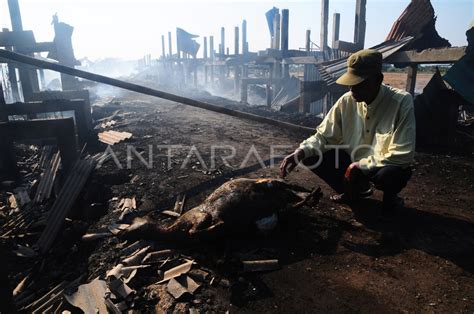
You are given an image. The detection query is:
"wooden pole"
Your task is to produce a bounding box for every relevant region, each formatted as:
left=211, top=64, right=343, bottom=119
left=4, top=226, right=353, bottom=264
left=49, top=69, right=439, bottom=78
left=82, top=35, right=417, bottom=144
left=234, top=26, right=240, bottom=93
left=332, top=13, right=340, bottom=49
left=241, top=20, right=248, bottom=87
left=320, top=0, right=329, bottom=54
left=161, top=35, right=166, bottom=59
left=210, top=36, right=214, bottom=86
left=7, top=0, right=23, bottom=31
left=0, top=49, right=314, bottom=134
left=220, top=27, right=225, bottom=84
left=234, top=26, right=239, bottom=55
left=281, top=9, right=289, bottom=78
left=2, top=28, right=20, bottom=102
left=242, top=20, right=248, bottom=54
left=354, top=0, right=366, bottom=48
left=272, top=12, right=281, bottom=99
left=241, top=79, right=248, bottom=103
left=406, top=65, right=417, bottom=96
left=304, top=29, right=311, bottom=80
left=8, top=0, right=37, bottom=100
left=220, top=27, right=225, bottom=55
left=272, top=12, right=281, bottom=50
left=204, top=36, right=208, bottom=85
left=168, top=31, right=172, bottom=58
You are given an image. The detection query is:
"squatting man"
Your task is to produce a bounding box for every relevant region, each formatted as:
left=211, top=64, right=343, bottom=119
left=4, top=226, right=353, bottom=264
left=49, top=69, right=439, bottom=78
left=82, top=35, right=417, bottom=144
left=280, top=49, right=416, bottom=212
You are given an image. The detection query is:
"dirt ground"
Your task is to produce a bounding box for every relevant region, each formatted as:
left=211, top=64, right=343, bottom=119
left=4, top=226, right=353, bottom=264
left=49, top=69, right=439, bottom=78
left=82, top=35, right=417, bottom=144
left=2, top=84, right=473, bottom=312
left=82, top=91, right=473, bottom=313
left=384, top=72, right=435, bottom=94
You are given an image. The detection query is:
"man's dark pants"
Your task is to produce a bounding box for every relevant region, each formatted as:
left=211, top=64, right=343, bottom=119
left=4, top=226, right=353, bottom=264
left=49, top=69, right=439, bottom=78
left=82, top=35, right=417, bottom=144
left=302, top=150, right=412, bottom=202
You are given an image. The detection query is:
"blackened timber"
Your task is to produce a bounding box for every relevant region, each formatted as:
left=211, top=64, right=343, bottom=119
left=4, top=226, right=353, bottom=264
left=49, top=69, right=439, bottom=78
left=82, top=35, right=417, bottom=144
left=332, top=13, right=340, bottom=48
left=5, top=99, right=90, bottom=142
left=161, top=35, right=166, bottom=59
left=0, top=118, right=78, bottom=170
left=406, top=65, right=417, bottom=96
left=354, top=0, right=366, bottom=47
left=168, top=32, right=172, bottom=58
left=0, top=49, right=314, bottom=134
left=320, top=0, right=329, bottom=53
left=281, top=9, right=289, bottom=78
left=334, top=40, right=362, bottom=53
left=385, top=47, right=466, bottom=64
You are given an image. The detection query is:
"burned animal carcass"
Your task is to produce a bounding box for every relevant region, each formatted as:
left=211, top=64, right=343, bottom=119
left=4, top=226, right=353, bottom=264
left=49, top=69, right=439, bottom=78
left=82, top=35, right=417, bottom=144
left=120, top=178, right=321, bottom=241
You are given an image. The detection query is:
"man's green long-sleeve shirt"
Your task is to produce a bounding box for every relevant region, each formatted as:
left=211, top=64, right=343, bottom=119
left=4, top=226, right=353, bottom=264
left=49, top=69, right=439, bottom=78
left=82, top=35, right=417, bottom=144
left=299, top=84, right=416, bottom=172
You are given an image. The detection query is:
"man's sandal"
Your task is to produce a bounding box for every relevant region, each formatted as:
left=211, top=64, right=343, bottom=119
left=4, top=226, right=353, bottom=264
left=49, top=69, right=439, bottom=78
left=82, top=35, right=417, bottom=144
left=330, top=188, right=373, bottom=204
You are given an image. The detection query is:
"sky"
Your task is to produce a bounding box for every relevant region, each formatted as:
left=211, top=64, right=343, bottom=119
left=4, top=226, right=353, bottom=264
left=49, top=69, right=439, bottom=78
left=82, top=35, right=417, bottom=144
left=0, top=0, right=472, bottom=60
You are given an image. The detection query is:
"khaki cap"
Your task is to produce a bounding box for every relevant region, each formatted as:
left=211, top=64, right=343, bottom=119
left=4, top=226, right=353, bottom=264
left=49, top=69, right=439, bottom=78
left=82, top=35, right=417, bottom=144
left=336, top=49, right=383, bottom=86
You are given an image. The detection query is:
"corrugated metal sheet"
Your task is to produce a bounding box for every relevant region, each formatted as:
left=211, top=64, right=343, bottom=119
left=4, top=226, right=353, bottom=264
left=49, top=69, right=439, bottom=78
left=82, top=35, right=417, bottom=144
left=36, top=157, right=95, bottom=254
left=386, top=0, right=450, bottom=50
left=317, top=37, right=414, bottom=87
left=33, top=151, right=61, bottom=204
left=98, top=130, right=132, bottom=145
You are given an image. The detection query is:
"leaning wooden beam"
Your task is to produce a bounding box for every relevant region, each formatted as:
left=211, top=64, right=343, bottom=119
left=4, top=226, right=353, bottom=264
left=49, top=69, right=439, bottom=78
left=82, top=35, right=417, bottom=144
left=385, top=47, right=466, bottom=64
left=0, top=49, right=314, bottom=134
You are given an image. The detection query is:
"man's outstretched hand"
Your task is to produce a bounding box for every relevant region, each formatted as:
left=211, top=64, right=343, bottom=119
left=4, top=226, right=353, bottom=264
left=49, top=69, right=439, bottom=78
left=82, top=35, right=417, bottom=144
left=280, top=148, right=305, bottom=178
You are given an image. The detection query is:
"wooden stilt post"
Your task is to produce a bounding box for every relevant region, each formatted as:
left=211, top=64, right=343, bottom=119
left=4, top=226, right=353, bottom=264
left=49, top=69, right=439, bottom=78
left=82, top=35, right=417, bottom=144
left=242, top=20, right=248, bottom=54
left=226, top=48, right=230, bottom=78
left=354, top=0, right=367, bottom=48
left=281, top=9, right=289, bottom=78
left=204, top=36, right=208, bottom=85
left=210, top=36, right=214, bottom=87
left=271, top=11, right=281, bottom=103
left=241, top=79, right=248, bottom=103
left=241, top=20, right=248, bottom=94
left=332, top=13, right=340, bottom=48
left=220, top=27, right=225, bottom=86
left=304, top=29, right=311, bottom=81
left=267, top=66, right=274, bottom=107
left=234, top=26, right=240, bottom=93
left=320, top=0, right=329, bottom=57
left=168, top=31, right=173, bottom=58
left=8, top=0, right=38, bottom=100
left=161, top=35, right=166, bottom=59
left=1, top=28, right=20, bottom=102
left=193, top=61, right=198, bottom=88
left=406, top=65, right=418, bottom=96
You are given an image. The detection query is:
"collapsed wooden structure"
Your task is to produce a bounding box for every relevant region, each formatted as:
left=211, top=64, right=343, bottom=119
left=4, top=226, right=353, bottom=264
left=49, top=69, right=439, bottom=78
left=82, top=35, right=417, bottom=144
left=0, top=0, right=93, bottom=178
left=152, top=0, right=468, bottom=117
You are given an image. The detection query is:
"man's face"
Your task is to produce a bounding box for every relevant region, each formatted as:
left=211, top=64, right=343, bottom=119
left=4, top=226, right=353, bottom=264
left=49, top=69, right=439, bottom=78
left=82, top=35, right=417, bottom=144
left=349, top=75, right=380, bottom=103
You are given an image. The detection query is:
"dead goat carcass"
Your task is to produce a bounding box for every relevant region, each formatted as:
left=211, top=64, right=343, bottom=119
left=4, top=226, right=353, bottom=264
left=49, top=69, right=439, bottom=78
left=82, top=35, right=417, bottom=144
left=120, top=178, right=321, bottom=241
